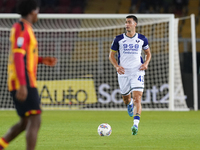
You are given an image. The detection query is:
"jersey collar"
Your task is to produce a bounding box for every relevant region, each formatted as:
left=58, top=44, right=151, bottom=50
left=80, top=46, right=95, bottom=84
left=20, top=18, right=32, bottom=27
left=124, top=33, right=137, bottom=39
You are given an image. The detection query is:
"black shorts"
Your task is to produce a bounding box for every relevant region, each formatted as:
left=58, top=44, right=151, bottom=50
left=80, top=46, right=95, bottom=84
left=11, top=87, right=42, bottom=117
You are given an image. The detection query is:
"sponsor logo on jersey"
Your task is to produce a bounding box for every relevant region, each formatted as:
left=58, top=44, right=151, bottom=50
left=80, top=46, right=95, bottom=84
left=17, top=37, right=24, bottom=48
left=123, top=44, right=139, bottom=54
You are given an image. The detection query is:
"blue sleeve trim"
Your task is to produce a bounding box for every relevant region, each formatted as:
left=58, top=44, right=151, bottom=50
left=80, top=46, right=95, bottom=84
left=138, top=33, right=149, bottom=48
left=111, top=34, right=124, bottom=50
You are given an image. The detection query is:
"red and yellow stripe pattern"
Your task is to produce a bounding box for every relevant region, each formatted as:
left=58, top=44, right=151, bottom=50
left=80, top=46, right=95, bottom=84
left=25, top=110, right=42, bottom=117
left=0, top=138, right=9, bottom=149
left=8, top=19, right=38, bottom=91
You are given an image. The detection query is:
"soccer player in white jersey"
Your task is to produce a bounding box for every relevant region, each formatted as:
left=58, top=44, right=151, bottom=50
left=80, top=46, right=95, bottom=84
left=109, top=15, right=151, bottom=135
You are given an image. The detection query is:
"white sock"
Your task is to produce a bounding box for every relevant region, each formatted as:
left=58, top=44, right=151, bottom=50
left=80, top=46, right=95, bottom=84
left=129, top=98, right=133, bottom=105
left=133, top=119, right=140, bottom=127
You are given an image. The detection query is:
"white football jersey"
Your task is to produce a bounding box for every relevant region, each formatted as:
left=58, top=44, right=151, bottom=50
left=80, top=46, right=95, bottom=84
left=111, top=33, right=149, bottom=76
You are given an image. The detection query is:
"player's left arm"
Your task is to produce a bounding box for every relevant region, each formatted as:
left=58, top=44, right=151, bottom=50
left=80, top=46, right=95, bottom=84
left=38, top=57, right=57, bottom=67
left=139, top=48, right=151, bottom=70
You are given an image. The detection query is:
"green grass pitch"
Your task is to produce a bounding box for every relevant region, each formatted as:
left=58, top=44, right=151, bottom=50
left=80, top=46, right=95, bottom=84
left=0, top=110, right=200, bottom=150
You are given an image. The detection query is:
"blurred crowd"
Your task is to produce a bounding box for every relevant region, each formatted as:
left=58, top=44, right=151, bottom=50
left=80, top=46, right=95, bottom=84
left=0, top=0, right=190, bottom=15
left=131, top=0, right=189, bottom=16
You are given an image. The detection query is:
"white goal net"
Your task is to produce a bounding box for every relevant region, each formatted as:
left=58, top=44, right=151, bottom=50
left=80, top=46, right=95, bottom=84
left=0, top=14, right=189, bottom=111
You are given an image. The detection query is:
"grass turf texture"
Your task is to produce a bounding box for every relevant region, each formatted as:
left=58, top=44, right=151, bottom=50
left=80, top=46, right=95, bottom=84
left=0, top=111, right=200, bottom=150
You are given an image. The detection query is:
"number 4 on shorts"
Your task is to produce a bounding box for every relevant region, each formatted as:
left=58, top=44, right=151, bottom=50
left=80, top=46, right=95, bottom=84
left=138, top=75, right=143, bottom=82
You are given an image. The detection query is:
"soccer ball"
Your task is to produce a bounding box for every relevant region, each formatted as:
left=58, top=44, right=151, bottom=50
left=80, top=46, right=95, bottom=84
left=97, top=123, right=112, bottom=136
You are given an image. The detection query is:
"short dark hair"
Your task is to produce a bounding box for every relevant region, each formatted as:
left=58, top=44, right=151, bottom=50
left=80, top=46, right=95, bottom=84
left=17, top=0, right=38, bottom=17
left=126, top=15, right=138, bottom=24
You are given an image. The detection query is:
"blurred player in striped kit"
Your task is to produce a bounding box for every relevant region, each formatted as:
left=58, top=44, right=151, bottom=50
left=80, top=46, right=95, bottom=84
left=0, top=0, right=57, bottom=149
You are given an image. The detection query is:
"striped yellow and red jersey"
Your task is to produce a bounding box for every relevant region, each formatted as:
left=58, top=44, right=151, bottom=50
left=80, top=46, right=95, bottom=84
left=7, top=19, right=39, bottom=91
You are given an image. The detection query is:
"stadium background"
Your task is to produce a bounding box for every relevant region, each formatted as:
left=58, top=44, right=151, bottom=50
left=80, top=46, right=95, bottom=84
left=0, top=0, right=200, bottom=150
left=0, top=0, right=199, bottom=109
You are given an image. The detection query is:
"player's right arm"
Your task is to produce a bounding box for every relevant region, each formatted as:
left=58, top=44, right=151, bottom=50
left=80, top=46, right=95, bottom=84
left=109, top=36, right=125, bottom=75
left=11, top=23, right=29, bottom=101
left=109, top=50, right=125, bottom=75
